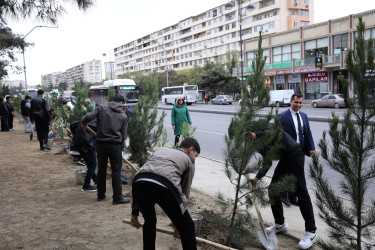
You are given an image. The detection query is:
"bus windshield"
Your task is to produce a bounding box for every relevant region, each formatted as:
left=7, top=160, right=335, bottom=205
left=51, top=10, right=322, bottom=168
left=28, top=90, right=38, bottom=98
left=117, top=86, right=140, bottom=103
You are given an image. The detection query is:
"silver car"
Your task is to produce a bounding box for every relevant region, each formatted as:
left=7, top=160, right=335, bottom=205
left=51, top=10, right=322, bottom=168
left=211, top=95, right=234, bottom=105
left=311, top=94, right=345, bottom=109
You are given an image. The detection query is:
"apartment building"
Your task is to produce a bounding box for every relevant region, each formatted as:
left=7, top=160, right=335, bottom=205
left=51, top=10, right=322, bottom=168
left=114, top=0, right=314, bottom=77
left=242, top=9, right=375, bottom=99
left=104, top=61, right=115, bottom=80
left=43, top=59, right=102, bottom=88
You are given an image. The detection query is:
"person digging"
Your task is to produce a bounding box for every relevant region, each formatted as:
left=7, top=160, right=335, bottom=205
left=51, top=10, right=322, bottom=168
left=244, top=125, right=318, bottom=250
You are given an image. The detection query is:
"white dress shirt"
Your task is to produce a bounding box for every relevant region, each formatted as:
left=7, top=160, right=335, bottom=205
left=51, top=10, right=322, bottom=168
left=289, top=108, right=304, bottom=144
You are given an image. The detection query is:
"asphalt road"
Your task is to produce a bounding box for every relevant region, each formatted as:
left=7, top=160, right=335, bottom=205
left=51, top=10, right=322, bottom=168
left=157, top=102, right=374, bottom=200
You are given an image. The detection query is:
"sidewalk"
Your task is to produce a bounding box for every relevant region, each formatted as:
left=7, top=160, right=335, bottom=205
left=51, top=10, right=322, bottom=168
left=193, top=156, right=329, bottom=241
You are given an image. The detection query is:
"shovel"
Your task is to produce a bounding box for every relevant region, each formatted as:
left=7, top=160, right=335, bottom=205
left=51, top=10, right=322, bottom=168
left=246, top=176, right=278, bottom=250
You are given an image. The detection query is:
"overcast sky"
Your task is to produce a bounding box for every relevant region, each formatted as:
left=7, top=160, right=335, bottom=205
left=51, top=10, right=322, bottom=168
left=5, top=0, right=374, bottom=86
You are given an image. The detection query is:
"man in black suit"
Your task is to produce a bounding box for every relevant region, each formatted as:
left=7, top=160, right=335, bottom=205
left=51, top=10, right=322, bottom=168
left=30, top=89, right=51, bottom=150
left=279, top=92, right=315, bottom=206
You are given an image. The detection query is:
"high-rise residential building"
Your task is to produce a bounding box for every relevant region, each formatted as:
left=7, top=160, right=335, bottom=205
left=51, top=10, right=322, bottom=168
left=114, top=0, right=314, bottom=77
left=104, top=61, right=115, bottom=80
left=41, top=60, right=102, bottom=88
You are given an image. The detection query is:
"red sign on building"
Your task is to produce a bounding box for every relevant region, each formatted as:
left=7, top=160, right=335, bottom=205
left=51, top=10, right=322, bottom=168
left=304, top=72, right=328, bottom=82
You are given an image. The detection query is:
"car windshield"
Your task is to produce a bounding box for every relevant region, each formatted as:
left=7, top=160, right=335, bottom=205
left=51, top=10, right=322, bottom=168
left=225, top=95, right=232, bottom=98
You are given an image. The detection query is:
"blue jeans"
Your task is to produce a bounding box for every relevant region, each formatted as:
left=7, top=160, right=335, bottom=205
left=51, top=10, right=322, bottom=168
left=79, top=149, right=97, bottom=188
left=23, top=116, right=31, bottom=132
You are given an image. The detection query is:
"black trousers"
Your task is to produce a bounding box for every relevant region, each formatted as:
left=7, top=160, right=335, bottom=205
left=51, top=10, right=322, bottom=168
left=269, top=151, right=317, bottom=232
left=0, top=116, right=9, bottom=131
left=34, top=115, right=49, bottom=148
left=7, top=114, right=13, bottom=129
left=133, top=181, right=197, bottom=250
left=96, top=143, right=123, bottom=201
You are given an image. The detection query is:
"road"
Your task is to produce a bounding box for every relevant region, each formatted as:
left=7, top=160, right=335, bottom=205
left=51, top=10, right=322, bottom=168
left=157, top=102, right=374, bottom=199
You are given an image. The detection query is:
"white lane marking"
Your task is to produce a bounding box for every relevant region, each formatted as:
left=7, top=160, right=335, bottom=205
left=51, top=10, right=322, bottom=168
left=164, top=124, right=225, bottom=136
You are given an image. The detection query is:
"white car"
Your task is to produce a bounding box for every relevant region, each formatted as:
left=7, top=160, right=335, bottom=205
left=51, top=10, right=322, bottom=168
left=211, top=95, right=233, bottom=105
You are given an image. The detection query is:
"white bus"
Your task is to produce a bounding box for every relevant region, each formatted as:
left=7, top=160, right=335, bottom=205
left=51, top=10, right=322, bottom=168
left=89, top=85, right=109, bottom=106
left=162, top=85, right=199, bottom=105
left=103, top=79, right=140, bottom=104
left=27, top=88, right=38, bottom=98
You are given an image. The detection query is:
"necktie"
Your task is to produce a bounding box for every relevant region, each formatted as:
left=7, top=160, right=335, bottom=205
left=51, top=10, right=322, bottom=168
left=296, top=112, right=304, bottom=148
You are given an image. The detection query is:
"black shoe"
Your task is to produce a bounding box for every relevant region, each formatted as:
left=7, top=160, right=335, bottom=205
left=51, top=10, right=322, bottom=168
left=113, top=198, right=130, bottom=205
left=290, top=198, right=299, bottom=206
left=81, top=186, right=97, bottom=192
left=97, top=194, right=106, bottom=201
left=43, top=144, right=51, bottom=150
left=40, top=146, right=45, bottom=151
left=30, top=133, right=33, bottom=141
left=281, top=194, right=291, bottom=207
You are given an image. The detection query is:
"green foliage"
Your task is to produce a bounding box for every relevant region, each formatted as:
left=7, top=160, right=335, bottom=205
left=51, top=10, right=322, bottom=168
left=68, top=80, right=90, bottom=122
left=107, top=86, right=115, bottom=102
left=12, top=94, right=22, bottom=113
left=309, top=16, right=375, bottom=250
left=172, top=122, right=197, bottom=148
left=219, top=32, right=293, bottom=247
left=127, top=73, right=167, bottom=167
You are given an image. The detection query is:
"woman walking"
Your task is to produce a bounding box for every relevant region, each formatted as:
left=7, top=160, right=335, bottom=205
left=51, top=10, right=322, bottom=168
left=171, top=97, right=192, bottom=146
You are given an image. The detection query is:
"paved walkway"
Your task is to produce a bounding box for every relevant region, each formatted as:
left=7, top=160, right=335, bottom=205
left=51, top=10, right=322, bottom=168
left=193, top=156, right=329, bottom=241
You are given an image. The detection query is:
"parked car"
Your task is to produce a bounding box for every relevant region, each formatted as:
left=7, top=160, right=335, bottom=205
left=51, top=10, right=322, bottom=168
left=311, top=94, right=345, bottom=109
left=211, top=95, right=233, bottom=105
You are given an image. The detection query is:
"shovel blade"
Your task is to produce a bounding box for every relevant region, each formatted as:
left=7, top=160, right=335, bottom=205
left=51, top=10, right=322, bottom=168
left=257, top=223, right=278, bottom=250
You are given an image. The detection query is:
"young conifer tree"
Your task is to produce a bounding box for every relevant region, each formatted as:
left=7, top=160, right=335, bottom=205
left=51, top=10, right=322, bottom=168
left=218, top=32, right=293, bottom=247
left=309, top=16, right=375, bottom=250
left=127, top=74, right=166, bottom=167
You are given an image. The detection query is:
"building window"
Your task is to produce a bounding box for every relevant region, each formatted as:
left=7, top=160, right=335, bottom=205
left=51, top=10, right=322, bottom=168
left=301, top=10, right=309, bottom=16
left=294, top=21, right=298, bottom=27
left=289, top=11, right=295, bottom=15
left=333, top=33, right=349, bottom=54
left=272, top=42, right=300, bottom=63
left=304, top=37, right=328, bottom=59
left=302, top=21, right=309, bottom=26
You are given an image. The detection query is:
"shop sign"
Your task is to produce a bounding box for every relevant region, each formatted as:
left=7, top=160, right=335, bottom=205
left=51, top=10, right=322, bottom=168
left=274, top=75, right=285, bottom=84
left=288, top=74, right=301, bottom=83
left=265, top=71, right=276, bottom=76
left=304, top=72, right=328, bottom=82
left=365, top=69, right=375, bottom=77
left=276, top=67, right=321, bottom=75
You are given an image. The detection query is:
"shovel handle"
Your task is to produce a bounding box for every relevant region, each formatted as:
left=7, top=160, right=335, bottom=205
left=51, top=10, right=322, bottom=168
left=245, top=176, right=264, bottom=222
left=123, top=219, right=237, bottom=250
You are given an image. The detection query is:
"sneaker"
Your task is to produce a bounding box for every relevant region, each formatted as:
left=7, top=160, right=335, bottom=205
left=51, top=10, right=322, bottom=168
left=30, top=133, right=33, bottom=141
left=298, top=231, right=317, bottom=249
left=266, top=222, right=289, bottom=234
left=81, top=186, right=97, bottom=192
left=97, top=194, right=106, bottom=201
left=77, top=159, right=86, bottom=166
left=43, top=144, right=51, bottom=150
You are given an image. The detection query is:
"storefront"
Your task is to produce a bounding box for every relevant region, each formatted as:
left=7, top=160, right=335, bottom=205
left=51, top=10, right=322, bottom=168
left=287, top=74, right=301, bottom=93
left=332, top=70, right=348, bottom=94
left=304, top=72, right=329, bottom=99
left=273, top=75, right=285, bottom=90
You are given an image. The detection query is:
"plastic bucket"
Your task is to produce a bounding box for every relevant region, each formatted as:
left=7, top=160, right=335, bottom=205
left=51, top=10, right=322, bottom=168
left=74, top=169, right=87, bottom=185
left=48, top=138, right=54, bottom=148
left=190, top=214, right=203, bottom=236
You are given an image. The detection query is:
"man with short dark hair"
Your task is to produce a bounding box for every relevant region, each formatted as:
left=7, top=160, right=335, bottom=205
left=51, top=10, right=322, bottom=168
left=81, top=94, right=129, bottom=204
left=21, top=96, right=32, bottom=133
left=30, top=89, right=51, bottom=150
left=5, top=96, right=14, bottom=131
left=130, top=137, right=200, bottom=250
left=0, top=97, right=9, bottom=132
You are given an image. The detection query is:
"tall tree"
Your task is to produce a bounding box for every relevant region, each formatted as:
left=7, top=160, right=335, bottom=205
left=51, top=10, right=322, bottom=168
left=217, top=32, right=290, bottom=248
left=309, top=16, right=375, bottom=250
left=0, top=0, right=94, bottom=80
left=127, top=73, right=166, bottom=167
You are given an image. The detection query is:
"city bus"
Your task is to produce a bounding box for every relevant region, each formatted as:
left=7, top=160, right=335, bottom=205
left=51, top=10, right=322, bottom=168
left=103, top=79, right=140, bottom=104
left=89, top=85, right=109, bottom=106
left=161, top=85, right=199, bottom=105
left=27, top=89, right=38, bottom=98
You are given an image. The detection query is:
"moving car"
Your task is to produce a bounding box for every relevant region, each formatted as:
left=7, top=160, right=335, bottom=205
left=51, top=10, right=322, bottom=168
left=311, top=94, right=345, bottom=109
left=211, top=95, right=233, bottom=105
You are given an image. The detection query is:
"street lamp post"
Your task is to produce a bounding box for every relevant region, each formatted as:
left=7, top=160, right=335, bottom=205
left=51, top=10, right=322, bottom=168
left=225, top=1, right=255, bottom=87
left=22, top=25, right=58, bottom=92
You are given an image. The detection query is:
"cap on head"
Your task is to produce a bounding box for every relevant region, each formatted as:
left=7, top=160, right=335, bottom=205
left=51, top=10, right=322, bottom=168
left=113, top=94, right=125, bottom=103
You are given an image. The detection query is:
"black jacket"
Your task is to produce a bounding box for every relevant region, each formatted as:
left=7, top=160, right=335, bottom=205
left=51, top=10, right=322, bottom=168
left=0, top=101, right=9, bottom=116
left=6, top=101, right=14, bottom=114
left=72, top=119, right=97, bottom=152
left=30, top=95, right=50, bottom=122
left=21, top=100, right=31, bottom=116
left=82, top=102, right=127, bottom=144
